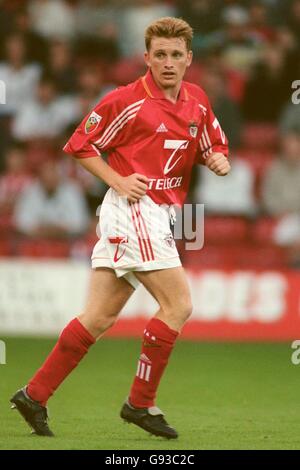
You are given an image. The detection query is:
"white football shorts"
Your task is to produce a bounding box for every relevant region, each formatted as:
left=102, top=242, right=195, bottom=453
left=91, top=188, right=181, bottom=289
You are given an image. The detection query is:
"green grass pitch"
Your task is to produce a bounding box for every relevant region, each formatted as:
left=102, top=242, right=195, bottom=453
left=0, top=337, right=299, bottom=450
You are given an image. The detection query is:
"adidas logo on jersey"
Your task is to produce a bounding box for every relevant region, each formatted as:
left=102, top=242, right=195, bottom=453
left=156, top=123, right=168, bottom=133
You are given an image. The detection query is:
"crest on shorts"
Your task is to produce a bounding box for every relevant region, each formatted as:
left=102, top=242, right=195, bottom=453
left=164, top=233, right=175, bottom=248
left=189, top=121, right=198, bottom=138
left=108, top=236, right=128, bottom=263
left=85, top=111, right=102, bottom=134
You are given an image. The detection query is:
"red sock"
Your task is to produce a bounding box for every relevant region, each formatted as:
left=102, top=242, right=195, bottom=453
left=129, top=318, right=178, bottom=408
left=27, top=318, right=95, bottom=406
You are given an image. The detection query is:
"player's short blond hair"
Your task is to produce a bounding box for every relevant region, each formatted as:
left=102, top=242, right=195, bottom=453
left=145, top=17, right=193, bottom=51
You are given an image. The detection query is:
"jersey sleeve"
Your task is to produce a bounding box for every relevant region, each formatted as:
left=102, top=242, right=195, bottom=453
left=63, top=89, right=143, bottom=159
left=196, top=94, right=229, bottom=166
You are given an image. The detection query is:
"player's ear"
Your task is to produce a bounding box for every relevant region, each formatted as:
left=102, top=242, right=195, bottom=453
left=144, top=50, right=150, bottom=68
left=186, top=50, right=193, bottom=67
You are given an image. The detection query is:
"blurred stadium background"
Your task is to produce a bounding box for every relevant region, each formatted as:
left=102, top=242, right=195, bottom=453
left=1, top=0, right=300, bottom=451
left=1, top=0, right=300, bottom=340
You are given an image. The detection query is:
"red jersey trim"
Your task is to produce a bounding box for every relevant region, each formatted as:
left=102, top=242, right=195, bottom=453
left=142, top=76, right=154, bottom=98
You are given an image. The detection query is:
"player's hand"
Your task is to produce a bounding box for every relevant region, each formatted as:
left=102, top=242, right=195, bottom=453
left=206, top=152, right=231, bottom=176
left=114, top=173, right=149, bottom=203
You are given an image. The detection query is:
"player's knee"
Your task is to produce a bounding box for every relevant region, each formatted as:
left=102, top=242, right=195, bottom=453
left=178, top=299, right=193, bottom=322
left=163, top=297, right=193, bottom=324
left=79, top=311, right=117, bottom=336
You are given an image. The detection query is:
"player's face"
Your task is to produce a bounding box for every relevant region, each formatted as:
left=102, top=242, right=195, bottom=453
left=144, top=37, right=192, bottom=89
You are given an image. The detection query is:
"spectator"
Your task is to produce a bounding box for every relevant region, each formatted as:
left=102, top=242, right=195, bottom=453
left=0, top=142, right=32, bottom=230
left=280, top=102, right=300, bottom=134
left=0, top=1, right=14, bottom=46
left=12, top=7, right=49, bottom=65
left=200, top=65, right=242, bottom=149
left=248, top=0, right=277, bottom=42
left=242, top=44, right=292, bottom=123
left=76, top=66, right=114, bottom=114
left=46, top=40, right=77, bottom=94
left=175, top=0, right=221, bottom=49
left=14, top=159, right=89, bottom=238
left=195, top=158, right=257, bottom=216
left=28, top=0, right=77, bottom=40
left=204, top=5, right=262, bottom=74
left=262, top=132, right=300, bottom=215
left=12, top=75, right=79, bottom=141
left=73, top=0, right=121, bottom=66
left=118, top=0, right=175, bottom=57
left=76, top=0, right=118, bottom=40
left=273, top=212, right=300, bottom=268
left=269, top=103, right=300, bottom=268
left=0, top=32, right=41, bottom=116
left=287, top=0, right=300, bottom=47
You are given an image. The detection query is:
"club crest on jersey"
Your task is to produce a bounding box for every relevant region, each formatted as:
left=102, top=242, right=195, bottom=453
left=189, top=122, right=198, bottom=138
left=85, top=111, right=102, bottom=134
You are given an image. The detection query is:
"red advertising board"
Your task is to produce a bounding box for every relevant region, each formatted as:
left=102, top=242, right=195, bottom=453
left=108, top=270, right=300, bottom=341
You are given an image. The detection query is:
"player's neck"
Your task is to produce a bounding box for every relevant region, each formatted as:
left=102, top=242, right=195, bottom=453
left=153, top=79, right=182, bottom=104
left=162, top=85, right=181, bottom=104
left=150, top=70, right=182, bottom=104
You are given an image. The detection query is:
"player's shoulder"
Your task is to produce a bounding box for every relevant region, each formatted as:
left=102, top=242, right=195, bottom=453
left=183, top=81, right=210, bottom=105
left=93, top=77, right=146, bottom=112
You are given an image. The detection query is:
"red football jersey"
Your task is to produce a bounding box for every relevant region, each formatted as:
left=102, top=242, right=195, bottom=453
left=64, top=69, right=229, bottom=206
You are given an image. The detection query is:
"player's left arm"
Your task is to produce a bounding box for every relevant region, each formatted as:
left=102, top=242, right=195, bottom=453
left=205, top=151, right=230, bottom=176
left=197, top=95, right=231, bottom=176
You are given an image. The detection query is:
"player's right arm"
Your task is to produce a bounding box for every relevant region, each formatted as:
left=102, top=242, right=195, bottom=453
left=77, top=156, right=149, bottom=204
left=63, top=90, right=148, bottom=203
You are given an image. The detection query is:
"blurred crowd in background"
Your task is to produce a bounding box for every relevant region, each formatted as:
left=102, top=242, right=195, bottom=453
left=0, top=0, right=300, bottom=269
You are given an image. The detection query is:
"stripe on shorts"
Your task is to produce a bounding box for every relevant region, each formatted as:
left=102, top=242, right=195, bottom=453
left=136, top=201, right=155, bottom=261
left=130, top=204, right=146, bottom=262
left=132, top=202, right=154, bottom=261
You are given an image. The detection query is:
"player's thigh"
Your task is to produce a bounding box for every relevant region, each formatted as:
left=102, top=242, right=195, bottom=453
left=134, top=267, right=193, bottom=319
left=79, top=267, right=134, bottom=334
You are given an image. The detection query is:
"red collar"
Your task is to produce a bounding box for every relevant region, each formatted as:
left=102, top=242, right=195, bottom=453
left=142, top=69, right=188, bottom=102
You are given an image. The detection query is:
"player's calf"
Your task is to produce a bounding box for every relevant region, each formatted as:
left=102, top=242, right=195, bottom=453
left=78, top=311, right=118, bottom=338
